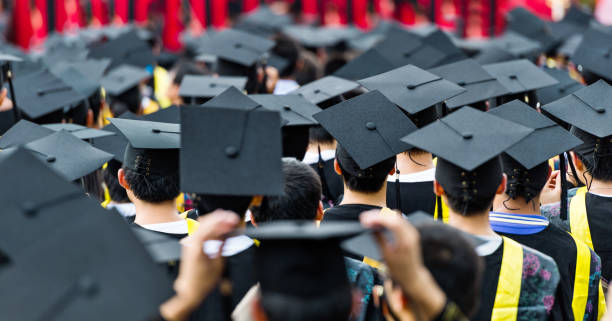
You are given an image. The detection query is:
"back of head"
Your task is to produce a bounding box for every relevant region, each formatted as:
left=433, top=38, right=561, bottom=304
left=172, top=61, right=207, bottom=85
left=309, top=125, right=334, bottom=145
left=261, top=286, right=351, bottom=321
left=418, top=223, right=483, bottom=318
left=122, top=147, right=180, bottom=203
left=501, top=154, right=549, bottom=203
left=252, top=159, right=322, bottom=223
left=193, top=194, right=253, bottom=219
left=272, top=35, right=300, bottom=78
left=572, top=127, right=612, bottom=182
left=336, top=144, right=396, bottom=194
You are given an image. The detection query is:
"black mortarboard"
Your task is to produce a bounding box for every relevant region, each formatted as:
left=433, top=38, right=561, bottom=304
left=50, top=66, right=100, bottom=101
left=201, top=86, right=260, bottom=110
left=108, top=118, right=180, bottom=176
left=178, top=75, right=247, bottom=104
left=18, top=130, right=113, bottom=181
left=572, top=27, right=612, bottom=82
left=43, top=123, right=115, bottom=140
left=197, top=29, right=274, bottom=73
left=420, top=29, right=467, bottom=65
left=11, top=70, right=84, bottom=119
left=101, top=64, right=150, bottom=96
left=142, top=106, right=180, bottom=124
left=373, top=29, right=448, bottom=69
left=313, top=90, right=418, bottom=171
left=557, top=34, right=582, bottom=58
left=246, top=220, right=365, bottom=297
left=0, top=119, right=54, bottom=149
left=429, top=59, right=510, bottom=109
left=87, top=30, right=155, bottom=69
left=282, top=26, right=362, bottom=49
left=91, top=124, right=127, bottom=162
left=489, top=100, right=583, bottom=169
left=333, top=49, right=396, bottom=80
left=0, top=110, right=16, bottom=136
left=489, top=32, right=542, bottom=60
left=542, top=80, right=612, bottom=138
left=289, top=76, right=360, bottom=106
left=52, top=59, right=111, bottom=82
left=180, top=105, right=283, bottom=196
left=549, top=5, right=592, bottom=42
left=234, top=6, right=292, bottom=37
left=402, top=106, right=533, bottom=171
left=358, top=64, right=465, bottom=115
left=474, top=45, right=519, bottom=65
left=131, top=227, right=182, bottom=263
left=535, top=67, right=584, bottom=105
left=483, top=59, right=558, bottom=95
left=506, top=7, right=557, bottom=52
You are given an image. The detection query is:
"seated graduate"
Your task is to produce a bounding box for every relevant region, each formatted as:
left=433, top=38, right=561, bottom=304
left=179, top=104, right=285, bottom=321
left=489, top=100, right=605, bottom=321
left=542, top=80, right=612, bottom=285
left=302, top=126, right=343, bottom=207
left=402, top=106, right=561, bottom=321
left=313, top=90, right=418, bottom=221
left=111, top=118, right=198, bottom=239
left=250, top=158, right=380, bottom=321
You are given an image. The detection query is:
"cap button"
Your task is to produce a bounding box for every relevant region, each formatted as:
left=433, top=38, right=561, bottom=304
left=366, top=122, right=376, bottom=130
left=46, top=156, right=56, bottom=163
left=509, top=75, right=518, bottom=79
left=406, top=84, right=416, bottom=90
left=234, top=43, right=243, bottom=49
left=595, top=107, right=606, bottom=113
left=77, top=276, right=98, bottom=297
left=152, top=129, right=161, bottom=133
left=282, top=105, right=291, bottom=111
left=209, top=83, right=217, bottom=88
left=313, top=89, right=321, bottom=94
left=225, top=146, right=239, bottom=158
left=403, top=52, right=411, bottom=58
left=457, top=81, right=466, bottom=86
left=22, top=201, right=37, bottom=216
left=462, top=132, right=473, bottom=139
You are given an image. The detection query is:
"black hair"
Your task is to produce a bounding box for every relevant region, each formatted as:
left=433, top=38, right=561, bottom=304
left=123, top=167, right=180, bottom=203
left=110, top=86, right=141, bottom=116
left=338, top=152, right=396, bottom=194
left=295, top=51, right=322, bottom=86
left=576, top=147, right=612, bottom=182
left=323, top=54, right=349, bottom=76
left=501, top=155, right=550, bottom=204
left=104, top=159, right=130, bottom=203
left=251, top=159, right=322, bottom=223
left=309, top=125, right=334, bottom=144
left=261, top=286, right=352, bottom=321
left=419, top=223, right=483, bottom=318
left=572, top=128, right=612, bottom=183
left=192, top=194, right=253, bottom=219
left=81, top=170, right=104, bottom=202
left=172, top=62, right=206, bottom=85
left=272, top=35, right=300, bottom=78
left=443, top=189, right=496, bottom=216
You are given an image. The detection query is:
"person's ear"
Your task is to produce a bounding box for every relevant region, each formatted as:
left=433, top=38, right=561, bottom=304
left=86, top=109, right=95, bottom=128
left=334, top=159, right=342, bottom=176
left=496, top=174, right=507, bottom=195
left=251, top=295, right=268, bottom=321
left=389, top=166, right=396, bottom=176
left=117, top=168, right=129, bottom=190
left=315, top=201, right=325, bottom=221
left=433, top=180, right=445, bottom=196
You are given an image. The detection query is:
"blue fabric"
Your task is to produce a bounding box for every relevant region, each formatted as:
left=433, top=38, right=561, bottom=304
left=490, top=212, right=549, bottom=235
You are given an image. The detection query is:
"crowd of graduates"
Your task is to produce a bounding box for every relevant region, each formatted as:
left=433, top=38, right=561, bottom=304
left=2, top=3, right=612, bottom=321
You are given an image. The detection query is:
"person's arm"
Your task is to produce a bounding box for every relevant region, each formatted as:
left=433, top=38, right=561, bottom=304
left=158, top=210, right=240, bottom=321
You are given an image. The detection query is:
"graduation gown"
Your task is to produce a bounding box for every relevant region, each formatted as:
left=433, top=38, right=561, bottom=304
left=303, top=150, right=344, bottom=206
left=386, top=179, right=436, bottom=216
left=491, top=213, right=603, bottom=321
left=473, top=237, right=560, bottom=321
left=322, top=204, right=382, bottom=222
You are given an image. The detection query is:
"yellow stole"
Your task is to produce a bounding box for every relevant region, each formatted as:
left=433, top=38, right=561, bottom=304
left=491, top=237, right=523, bottom=321
left=434, top=197, right=450, bottom=223
left=178, top=211, right=199, bottom=235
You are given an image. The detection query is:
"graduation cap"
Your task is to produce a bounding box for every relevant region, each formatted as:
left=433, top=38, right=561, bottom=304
left=420, top=29, right=467, bottom=65
left=372, top=29, right=448, bottom=69
left=0, top=195, right=173, bottom=321
left=489, top=100, right=583, bottom=169
left=87, top=30, right=155, bottom=69
left=506, top=7, right=557, bottom=52
left=234, top=6, right=292, bottom=37
left=178, top=75, right=247, bottom=104
left=91, top=124, right=127, bottom=162
left=557, top=34, right=583, bottom=58
left=0, top=119, right=55, bottom=149
left=15, top=131, right=113, bottom=181
left=534, top=68, right=584, bottom=105
left=429, top=59, right=511, bottom=109
left=483, top=59, right=558, bottom=95
left=572, top=27, right=612, bottom=82
left=108, top=118, right=180, bottom=176
left=542, top=80, right=612, bottom=139
left=358, top=64, right=466, bottom=115
left=180, top=105, right=283, bottom=196
left=11, top=70, right=84, bottom=119
left=131, top=226, right=182, bottom=263
left=201, top=86, right=261, bottom=111
left=246, top=220, right=365, bottom=297
left=333, top=49, right=396, bottom=80
left=50, top=66, right=100, bottom=102
left=0, top=110, right=16, bottom=136
left=282, top=25, right=362, bottom=49
left=142, top=105, right=180, bottom=124
left=313, top=90, right=418, bottom=172
left=101, top=64, right=150, bottom=97
left=474, top=45, right=520, bottom=65
left=490, top=32, right=542, bottom=60
left=548, top=5, right=592, bottom=42
left=289, top=76, right=360, bottom=106
left=43, top=123, right=115, bottom=140
left=51, top=59, right=111, bottom=82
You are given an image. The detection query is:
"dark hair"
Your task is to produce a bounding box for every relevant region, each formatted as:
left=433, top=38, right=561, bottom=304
left=501, top=155, right=549, bottom=203
left=272, top=35, right=300, bottom=78
left=338, top=153, right=396, bottom=194
left=443, top=189, right=496, bottom=216
left=251, top=159, right=322, bottom=223
left=123, top=168, right=180, bottom=203
left=172, top=62, right=206, bottom=85
left=419, top=223, right=483, bottom=317
left=192, top=194, right=253, bottom=219
left=104, top=160, right=130, bottom=203
left=309, top=126, right=334, bottom=144
left=295, top=51, right=322, bottom=86
left=572, top=128, right=612, bottom=183
left=261, top=287, right=351, bottom=321
left=323, top=54, right=349, bottom=76
left=577, top=150, right=612, bottom=182
left=110, top=86, right=141, bottom=115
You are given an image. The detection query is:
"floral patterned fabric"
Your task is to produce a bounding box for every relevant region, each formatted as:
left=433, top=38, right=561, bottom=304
left=344, top=257, right=382, bottom=321
left=540, top=187, right=578, bottom=233
left=517, top=247, right=560, bottom=321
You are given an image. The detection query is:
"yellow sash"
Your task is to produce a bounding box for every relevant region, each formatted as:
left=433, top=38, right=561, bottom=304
left=569, top=187, right=594, bottom=250
left=179, top=211, right=199, bottom=235
left=572, top=236, right=592, bottom=321
left=491, top=237, right=524, bottom=321
left=434, top=197, right=450, bottom=223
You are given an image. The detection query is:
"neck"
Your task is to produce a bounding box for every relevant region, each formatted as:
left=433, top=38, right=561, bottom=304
left=589, top=179, right=612, bottom=196
left=396, top=152, right=434, bottom=174
left=133, top=199, right=182, bottom=225
left=340, top=185, right=388, bottom=208
left=493, top=194, right=541, bottom=215
left=306, top=141, right=337, bottom=153
left=447, top=204, right=496, bottom=237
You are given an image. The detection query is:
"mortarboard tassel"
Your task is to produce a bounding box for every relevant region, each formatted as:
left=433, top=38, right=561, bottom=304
left=317, top=145, right=332, bottom=206
left=559, top=152, right=568, bottom=220
left=395, top=162, right=401, bottom=212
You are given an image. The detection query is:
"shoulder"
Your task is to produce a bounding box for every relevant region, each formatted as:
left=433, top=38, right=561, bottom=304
left=520, top=244, right=560, bottom=286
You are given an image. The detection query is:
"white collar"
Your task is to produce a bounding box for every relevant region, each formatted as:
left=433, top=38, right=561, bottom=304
left=141, top=220, right=188, bottom=235
left=302, top=150, right=336, bottom=165
left=474, top=235, right=503, bottom=256
left=106, top=202, right=136, bottom=218
left=204, top=235, right=254, bottom=257
left=273, top=79, right=300, bottom=95
left=588, top=191, right=612, bottom=198
left=387, top=168, right=436, bottom=183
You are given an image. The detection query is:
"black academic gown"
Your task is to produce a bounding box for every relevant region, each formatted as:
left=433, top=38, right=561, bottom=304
left=386, top=181, right=436, bottom=216
left=322, top=204, right=382, bottom=222
left=473, top=245, right=503, bottom=321
left=585, top=193, right=612, bottom=282
left=309, top=159, right=344, bottom=206
left=500, top=224, right=599, bottom=321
